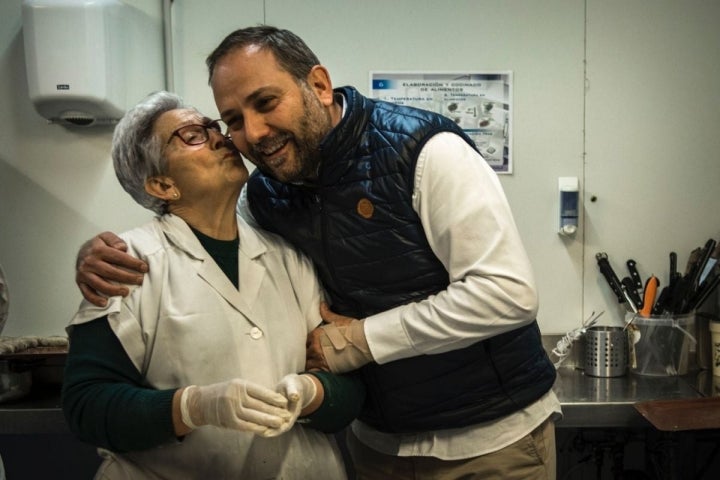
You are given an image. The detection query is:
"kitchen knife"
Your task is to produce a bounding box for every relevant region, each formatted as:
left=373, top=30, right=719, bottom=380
left=699, top=242, right=720, bottom=284
left=665, top=239, right=717, bottom=314
left=626, top=259, right=643, bottom=291
left=639, top=275, right=658, bottom=317
left=622, top=276, right=643, bottom=310
left=694, top=239, right=715, bottom=270
left=689, top=273, right=720, bottom=312
left=691, top=238, right=718, bottom=288
left=669, top=251, right=680, bottom=288
left=596, top=252, right=625, bottom=304
left=652, top=286, right=671, bottom=315
left=675, top=239, right=717, bottom=313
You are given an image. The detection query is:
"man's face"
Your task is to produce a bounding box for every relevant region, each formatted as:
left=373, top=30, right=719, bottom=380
left=211, top=46, right=333, bottom=183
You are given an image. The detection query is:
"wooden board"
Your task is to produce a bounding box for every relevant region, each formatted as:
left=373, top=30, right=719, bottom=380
left=634, top=396, right=720, bottom=431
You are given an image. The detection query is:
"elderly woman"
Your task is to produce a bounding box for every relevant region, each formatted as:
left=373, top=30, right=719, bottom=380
left=62, top=91, right=363, bottom=479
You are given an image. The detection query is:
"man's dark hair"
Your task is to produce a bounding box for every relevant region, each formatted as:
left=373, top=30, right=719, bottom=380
left=206, top=25, right=320, bottom=84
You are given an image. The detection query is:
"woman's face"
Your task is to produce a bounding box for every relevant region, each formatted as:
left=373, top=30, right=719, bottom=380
left=153, top=108, right=248, bottom=206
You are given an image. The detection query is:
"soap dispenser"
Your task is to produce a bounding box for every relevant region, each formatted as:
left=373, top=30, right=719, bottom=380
left=558, top=177, right=579, bottom=236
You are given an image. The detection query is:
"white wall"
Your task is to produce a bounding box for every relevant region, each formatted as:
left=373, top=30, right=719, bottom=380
left=583, top=0, right=720, bottom=323
left=0, top=0, right=718, bottom=337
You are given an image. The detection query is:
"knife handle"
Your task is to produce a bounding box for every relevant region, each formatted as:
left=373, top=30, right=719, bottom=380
left=639, top=275, right=658, bottom=317
left=627, top=259, right=643, bottom=290
left=596, top=252, right=625, bottom=303
left=652, top=286, right=671, bottom=315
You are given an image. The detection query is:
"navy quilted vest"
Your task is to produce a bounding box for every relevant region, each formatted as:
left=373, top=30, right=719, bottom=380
left=247, top=86, right=556, bottom=433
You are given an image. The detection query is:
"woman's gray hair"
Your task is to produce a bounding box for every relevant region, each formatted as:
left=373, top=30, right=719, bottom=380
left=112, top=91, right=195, bottom=214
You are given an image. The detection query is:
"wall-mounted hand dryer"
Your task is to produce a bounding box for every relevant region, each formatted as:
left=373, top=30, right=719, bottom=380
left=22, top=0, right=165, bottom=127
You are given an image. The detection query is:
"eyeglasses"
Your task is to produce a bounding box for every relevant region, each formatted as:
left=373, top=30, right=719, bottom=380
left=164, top=119, right=228, bottom=150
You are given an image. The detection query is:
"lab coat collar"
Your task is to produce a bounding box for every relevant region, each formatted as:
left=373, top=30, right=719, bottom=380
left=157, top=214, right=267, bottom=327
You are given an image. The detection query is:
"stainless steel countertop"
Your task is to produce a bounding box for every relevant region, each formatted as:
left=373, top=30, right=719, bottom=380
left=1, top=367, right=716, bottom=435
left=553, top=366, right=712, bottom=428
left=0, top=385, right=68, bottom=434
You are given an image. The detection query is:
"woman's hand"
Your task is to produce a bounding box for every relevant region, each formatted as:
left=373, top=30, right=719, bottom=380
left=179, top=379, right=292, bottom=436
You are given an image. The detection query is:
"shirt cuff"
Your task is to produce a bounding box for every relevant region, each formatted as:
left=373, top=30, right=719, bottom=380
left=363, top=305, right=418, bottom=364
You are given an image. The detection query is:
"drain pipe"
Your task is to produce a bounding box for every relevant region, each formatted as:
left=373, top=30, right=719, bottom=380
left=162, top=0, right=174, bottom=91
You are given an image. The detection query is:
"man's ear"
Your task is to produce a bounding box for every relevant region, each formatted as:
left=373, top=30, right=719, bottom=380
left=307, top=65, right=334, bottom=107
left=145, top=176, right=178, bottom=201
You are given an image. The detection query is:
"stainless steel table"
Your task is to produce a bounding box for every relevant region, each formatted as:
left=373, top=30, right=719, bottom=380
left=0, top=385, right=68, bottom=434
left=1, top=366, right=714, bottom=435
left=553, top=366, right=708, bottom=428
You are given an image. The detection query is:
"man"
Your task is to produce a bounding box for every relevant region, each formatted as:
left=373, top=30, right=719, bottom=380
left=77, top=26, right=560, bottom=479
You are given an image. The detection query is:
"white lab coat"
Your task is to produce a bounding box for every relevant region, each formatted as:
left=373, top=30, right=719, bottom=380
left=70, top=214, right=346, bottom=480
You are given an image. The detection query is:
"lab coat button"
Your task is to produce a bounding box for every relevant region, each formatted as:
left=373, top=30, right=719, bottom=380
left=249, top=327, right=263, bottom=339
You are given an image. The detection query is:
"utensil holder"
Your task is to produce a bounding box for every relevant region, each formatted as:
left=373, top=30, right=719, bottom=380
left=584, top=326, right=628, bottom=377
left=627, top=312, right=696, bottom=376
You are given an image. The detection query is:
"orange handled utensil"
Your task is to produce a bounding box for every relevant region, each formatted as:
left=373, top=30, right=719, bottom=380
left=639, top=275, right=659, bottom=317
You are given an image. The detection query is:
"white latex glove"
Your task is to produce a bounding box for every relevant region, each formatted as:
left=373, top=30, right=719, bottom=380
left=180, top=378, right=292, bottom=435
left=263, top=374, right=318, bottom=437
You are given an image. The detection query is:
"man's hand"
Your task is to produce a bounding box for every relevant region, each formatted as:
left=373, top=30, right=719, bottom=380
left=75, top=232, right=148, bottom=307
left=305, top=302, right=373, bottom=373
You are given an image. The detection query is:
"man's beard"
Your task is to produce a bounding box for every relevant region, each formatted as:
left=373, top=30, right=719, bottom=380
left=250, top=85, right=332, bottom=184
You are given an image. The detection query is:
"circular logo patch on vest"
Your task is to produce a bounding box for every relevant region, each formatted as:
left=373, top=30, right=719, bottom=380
left=356, top=198, right=374, bottom=219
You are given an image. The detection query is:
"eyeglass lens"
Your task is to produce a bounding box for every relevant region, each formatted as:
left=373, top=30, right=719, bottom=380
left=176, top=120, right=225, bottom=146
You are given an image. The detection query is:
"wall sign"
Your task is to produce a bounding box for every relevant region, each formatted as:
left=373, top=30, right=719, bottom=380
left=370, top=72, right=513, bottom=174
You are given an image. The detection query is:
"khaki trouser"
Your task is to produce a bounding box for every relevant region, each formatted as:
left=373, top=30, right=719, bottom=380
left=346, top=417, right=556, bottom=480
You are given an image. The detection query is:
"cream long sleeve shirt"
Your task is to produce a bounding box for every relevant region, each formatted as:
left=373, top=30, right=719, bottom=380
left=364, top=131, right=540, bottom=362
left=354, top=131, right=561, bottom=460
